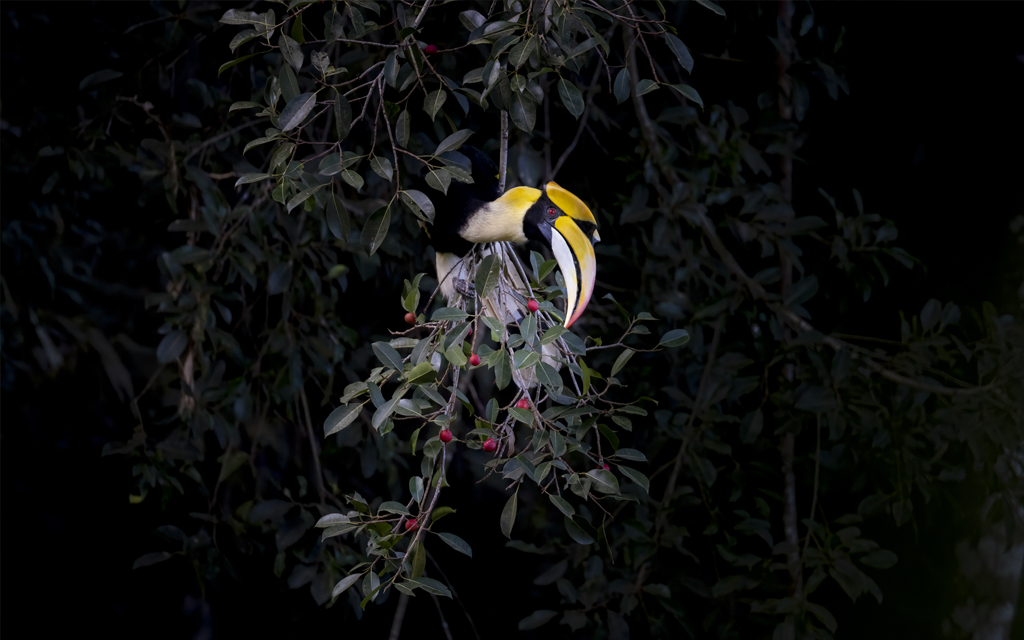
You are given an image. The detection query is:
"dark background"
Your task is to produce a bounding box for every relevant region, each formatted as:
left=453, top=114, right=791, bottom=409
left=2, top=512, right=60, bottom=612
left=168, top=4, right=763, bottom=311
left=2, top=3, right=1022, bottom=638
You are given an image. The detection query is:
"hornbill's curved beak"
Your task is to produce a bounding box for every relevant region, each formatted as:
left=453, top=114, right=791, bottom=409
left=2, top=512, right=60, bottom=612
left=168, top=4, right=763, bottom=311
left=545, top=182, right=599, bottom=328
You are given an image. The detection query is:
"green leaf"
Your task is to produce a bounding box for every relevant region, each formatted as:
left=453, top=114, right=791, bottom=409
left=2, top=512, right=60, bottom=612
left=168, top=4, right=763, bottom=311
left=431, top=506, right=455, bottom=523
left=598, top=423, right=620, bottom=451
left=580, top=360, right=592, bottom=396
left=372, top=341, right=404, bottom=371
left=550, top=431, right=566, bottom=458
left=334, top=92, right=352, bottom=141
left=859, top=550, right=898, bottom=569
left=494, top=349, right=512, bottom=390
left=243, top=136, right=275, bottom=155
left=508, top=37, right=533, bottom=69
left=279, top=92, right=317, bottom=131
left=509, top=92, right=536, bottom=133
left=234, top=173, right=271, bottom=187
left=473, top=254, right=501, bottom=300
left=290, top=14, right=306, bottom=45
left=586, top=468, right=620, bottom=494
left=370, top=156, right=393, bottom=182
left=669, top=84, right=703, bottom=108
left=132, top=551, right=172, bottom=569
left=242, top=23, right=274, bottom=47
left=659, top=329, right=691, bottom=348
left=536, top=362, right=561, bottom=394
left=269, top=143, right=296, bottom=172
left=378, top=501, right=409, bottom=515
left=557, top=79, right=585, bottom=119
left=518, top=610, right=557, bottom=631
left=278, top=62, right=299, bottom=103
left=229, top=101, right=262, bottom=112
left=618, top=466, right=650, bottom=493
left=635, top=79, right=660, bottom=96
left=219, top=9, right=263, bottom=25
left=286, top=183, right=325, bottom=213
left=431, top=307, right=469, bottom=322
left=324, top=403, right=363, bottom=436
left=424, top=90, right=447, bottom=120
left=614, top=448, right=647, bottom=462
left=695, top=0, right=726, bottom=17
left=435, top=129, right=474, bottom=156
left=564, top=516, right=594, bottom=544
left=326, top=194, right=351, bottom=240
left=539, top=326, right=566, bottom=346
left=405, top=361, right=436, bottom=385
left=807, top=603, right=837, bottom=633
left=437, top=532, right=473, bottom=558
left=513, top=350, right=540, bottom=370
left=410, top=540, right=426, bottom=579
left=404, top=577, right=452, bottom=598
left=614, top=68, right=631, bottom=104
left=509, top=407, right=533, bottom=426
left=332, top=573, right=364, bottom=600
left=445, top=345, right=467, bottom=367
left=425, top=167, right=452, bottom=195
left=665, top=33, right=694, bottom=73
left=360, top=206, right=390, bottom=255
left=384, top=51, right=399, bottom=87
left=398, top=189, right=433, bottom=223
left=279, top=34, right=304, bottom=71
left=315, top=513, right=350, bottom=528
left=500, top=491, right=518, bottom=538
left=341, top=170, right=364, bottom=191
left=548, top=494, right=575, bottom=517
left=157, top=330, right=187, bottom=363
left=80, top=68, right=124, bottom=91
left=395, top=110, right=411, bottom=147
left=610, top=348, right=635, bottom=378
left=218, top=53, right=259, bottom=77
left=372, top=397, right=400, bottom=429
left=324, top=5, right=344, bottom=41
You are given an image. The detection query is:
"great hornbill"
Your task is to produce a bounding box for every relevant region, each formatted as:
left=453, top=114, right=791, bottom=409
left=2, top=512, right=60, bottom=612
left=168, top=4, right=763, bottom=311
left=423, top=146, right=600, bottom=329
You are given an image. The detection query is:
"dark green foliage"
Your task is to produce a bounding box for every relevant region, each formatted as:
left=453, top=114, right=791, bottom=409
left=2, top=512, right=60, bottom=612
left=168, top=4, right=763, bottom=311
left=2, top=2, right=1022, bottom=639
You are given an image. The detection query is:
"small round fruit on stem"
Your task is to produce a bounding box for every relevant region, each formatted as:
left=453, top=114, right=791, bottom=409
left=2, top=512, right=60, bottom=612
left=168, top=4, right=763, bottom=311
left=404, top=312, right=416, bottom=325
left=469, top=354, right=481, bottom=366
left=527, top=299, right=539, bottom=313
left=405, top=518, right=418, bottom=532
left=602, top=463, right=610, bottom=471
left=439, top=429, right=453, bottom=443
left=515, top=398, right=529, bottom=410
left=424, top=44, right=438, bottom=55
left=482, top=437, right=497, bottom=453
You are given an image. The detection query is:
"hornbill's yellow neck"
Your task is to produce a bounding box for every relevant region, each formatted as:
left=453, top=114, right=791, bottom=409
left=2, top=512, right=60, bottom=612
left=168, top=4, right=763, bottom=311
left=445, top=182, right=600, bottom=328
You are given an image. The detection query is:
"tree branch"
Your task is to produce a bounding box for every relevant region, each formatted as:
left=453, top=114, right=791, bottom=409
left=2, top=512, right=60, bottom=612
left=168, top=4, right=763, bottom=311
left=498, top=110, right=509, bottom=192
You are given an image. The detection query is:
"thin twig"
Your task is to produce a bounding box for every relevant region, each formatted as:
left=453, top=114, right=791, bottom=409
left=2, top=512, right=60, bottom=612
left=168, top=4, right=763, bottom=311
left=657, top=314, right=724, bottom=517
left=388, top=594, right=410, bottom=640
left=498, top=110, right=509, bottom=192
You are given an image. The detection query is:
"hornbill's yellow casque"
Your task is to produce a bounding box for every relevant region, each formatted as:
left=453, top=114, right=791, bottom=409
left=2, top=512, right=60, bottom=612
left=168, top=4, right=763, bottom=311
left=425, top=146, right=600, bottom=328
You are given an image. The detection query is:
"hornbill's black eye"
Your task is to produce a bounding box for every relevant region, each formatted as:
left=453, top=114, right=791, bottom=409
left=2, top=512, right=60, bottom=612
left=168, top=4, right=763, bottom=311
left=547, top=208, right=558, bottom=217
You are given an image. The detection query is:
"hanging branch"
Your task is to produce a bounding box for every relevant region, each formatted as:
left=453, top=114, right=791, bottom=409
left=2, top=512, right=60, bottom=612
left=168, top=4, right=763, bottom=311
left=498, top=110, right=509, bottom=192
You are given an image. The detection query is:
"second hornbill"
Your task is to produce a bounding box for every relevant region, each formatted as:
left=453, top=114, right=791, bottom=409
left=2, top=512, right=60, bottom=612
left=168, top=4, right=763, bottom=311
left=424, top=146, right=600, bottom=328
